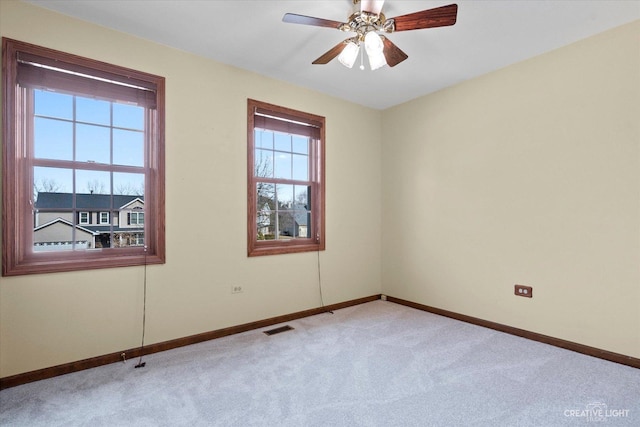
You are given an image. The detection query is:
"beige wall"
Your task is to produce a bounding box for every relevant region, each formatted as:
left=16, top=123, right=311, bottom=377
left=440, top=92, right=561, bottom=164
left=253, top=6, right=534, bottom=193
left=0, top=1, right=382, bottom=377
left=382, top=21, right=640, bottom=358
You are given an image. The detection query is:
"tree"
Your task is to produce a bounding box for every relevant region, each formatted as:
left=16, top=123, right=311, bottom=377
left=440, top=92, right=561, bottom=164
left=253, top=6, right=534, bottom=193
left=255, top=153, right=275, bottom=239
left=33, top=178, right=64, bottom=201
left=114, top=182, right=144, bottom=196
left=86, top=179, right=106, bottom=194
left=296, top=189, right=309, bottom=209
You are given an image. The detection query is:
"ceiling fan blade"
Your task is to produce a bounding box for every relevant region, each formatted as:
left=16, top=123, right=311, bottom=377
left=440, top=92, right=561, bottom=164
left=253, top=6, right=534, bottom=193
left=312, top=41, right=348, bottom=64
left=361, top=0, right=385, bottom=15
left=382, top=37, right=408, bottom=67
left=282, top=13, right=344, bottom=30
left=391, top=3, right=458, bottom=32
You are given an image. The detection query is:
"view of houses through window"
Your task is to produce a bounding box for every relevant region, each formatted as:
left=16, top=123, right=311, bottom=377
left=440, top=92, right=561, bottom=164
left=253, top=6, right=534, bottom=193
left=31, top=88, right=146, bottom=252
left=255, top=129, right=311, bottom=241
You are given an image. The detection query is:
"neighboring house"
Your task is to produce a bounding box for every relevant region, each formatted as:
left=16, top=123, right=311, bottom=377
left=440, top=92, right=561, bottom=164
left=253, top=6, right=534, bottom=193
left=33, top=192, right=145, bottom=250
left=257, top=201, right=309, bottom=239
left=282, top=206, right=309, bottom=238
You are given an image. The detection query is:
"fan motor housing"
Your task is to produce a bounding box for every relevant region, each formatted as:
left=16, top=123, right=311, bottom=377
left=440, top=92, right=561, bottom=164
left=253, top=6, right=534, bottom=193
left=341, top=11, right=394, bottom=35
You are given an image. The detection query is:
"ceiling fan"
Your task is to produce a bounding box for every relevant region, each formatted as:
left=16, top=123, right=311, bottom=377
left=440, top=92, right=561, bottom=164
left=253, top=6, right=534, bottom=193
left=283, top=0, right=458, bottom=70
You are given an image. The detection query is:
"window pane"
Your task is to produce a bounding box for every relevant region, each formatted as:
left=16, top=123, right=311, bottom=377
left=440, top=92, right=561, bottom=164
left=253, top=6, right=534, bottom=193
left=34, top=118, right=73, bottom=160
left=76, top=170, right=111, bottom=195
left=274, top=132, right=291, bottom=152
left=34, top=89, right=72, bottom=120
left=33, top=167, right=73, bottom=200
left=278, top=211, right=296, bottom=238
left=72, top=229, right=92, bottom=250
left=276, top=184, right=294, bottom=210
left=76, top=97, right=110, bottom=125
left=257, top=196, right=273, bottom=238
left=257, top=212, right=276, bottom=240
left=76, top=123, right=110, bottom=164
left=33, top=167, right=74, bottom=253
left=114, top=172, right=144, bottom=196
left=113, top=129, right=144, bottom=167
left=292, top=135, right=308, bottom=154
left=293, top=210, right=310, bottom=238
left=255, top=149, right=274, bottom=178
left=275, top=152, right=292, bottom=179
left=294, top=185, right=309, bottom=209
left=255, top=129, right=273, bottom=149
left=113, top=103, right=144, bottom=130
left=257, top=182, right=275, bottom=209
left=257, top=180, right=275, bottom=240
left=292, top=154, right=308, bottom=181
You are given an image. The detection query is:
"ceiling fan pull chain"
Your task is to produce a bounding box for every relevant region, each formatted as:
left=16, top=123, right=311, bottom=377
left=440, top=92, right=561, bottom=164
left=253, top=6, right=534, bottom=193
left=359, top=46, right=365, bottom=70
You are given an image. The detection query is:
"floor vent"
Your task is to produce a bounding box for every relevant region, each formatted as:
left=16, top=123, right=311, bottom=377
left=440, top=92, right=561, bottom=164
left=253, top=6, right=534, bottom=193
left=263, top=325, right=294, bottom=336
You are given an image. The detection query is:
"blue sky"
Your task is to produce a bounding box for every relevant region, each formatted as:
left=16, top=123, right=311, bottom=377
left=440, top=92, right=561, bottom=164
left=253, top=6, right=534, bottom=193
left=33, top=89, right=145, bottom=196
left=254, top=129, right=310, bottom=207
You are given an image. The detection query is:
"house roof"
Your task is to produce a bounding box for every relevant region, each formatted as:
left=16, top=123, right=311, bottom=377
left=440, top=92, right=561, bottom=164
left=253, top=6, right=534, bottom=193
left=33, top=218, right=142, bottom=236
left=35, top=192, right=144, bottom=210
left=293, top=209, right=308, bottom=227
left=83, top=225, right=144, bottom=234
left=34, top=217, right=99, bottom=235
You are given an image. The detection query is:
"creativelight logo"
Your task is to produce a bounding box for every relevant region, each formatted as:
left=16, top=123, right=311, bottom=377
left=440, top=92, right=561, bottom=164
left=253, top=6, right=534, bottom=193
left=564, top=401, right=630, bottom=422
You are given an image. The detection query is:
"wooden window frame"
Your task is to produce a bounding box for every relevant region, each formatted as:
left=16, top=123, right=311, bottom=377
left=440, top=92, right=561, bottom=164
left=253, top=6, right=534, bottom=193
left=247, top=99, right=325, bottom=257
left=2, top=38, right=165, bottom=276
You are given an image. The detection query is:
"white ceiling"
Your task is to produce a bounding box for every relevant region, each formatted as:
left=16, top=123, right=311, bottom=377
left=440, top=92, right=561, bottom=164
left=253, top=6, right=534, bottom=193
left=25, top=0, right=640, bottom=110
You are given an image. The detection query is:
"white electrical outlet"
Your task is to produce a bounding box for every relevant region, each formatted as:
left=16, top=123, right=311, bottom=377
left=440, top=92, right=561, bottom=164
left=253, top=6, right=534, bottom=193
left=231, top=285, right=243, bottom=294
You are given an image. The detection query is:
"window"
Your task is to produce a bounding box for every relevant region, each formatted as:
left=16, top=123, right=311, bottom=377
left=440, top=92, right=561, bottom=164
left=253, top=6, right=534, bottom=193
left=79, top=212, right=90, bottom=225
left=133, top=233, right=145, bottom=246
left=129, top=212, right=144, bottom=225
left=99, top=212, right=110, bottom=224
left=247, top=99, right=325, bottom=256
left=2, top=38, right=165, bottom=276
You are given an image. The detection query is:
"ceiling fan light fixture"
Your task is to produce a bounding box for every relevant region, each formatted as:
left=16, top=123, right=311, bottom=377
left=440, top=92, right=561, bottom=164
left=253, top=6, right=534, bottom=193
left=364, top=31, right=384, bottom=55
left=368, top=50, right=387, bottom=70
left=338, top=41, right=360, bottom=68
left=364, top=31, right=386, bottom=70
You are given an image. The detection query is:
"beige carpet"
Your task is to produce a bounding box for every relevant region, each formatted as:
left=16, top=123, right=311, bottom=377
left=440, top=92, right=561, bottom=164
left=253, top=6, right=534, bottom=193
left=1, top=300, right=638, bottom=426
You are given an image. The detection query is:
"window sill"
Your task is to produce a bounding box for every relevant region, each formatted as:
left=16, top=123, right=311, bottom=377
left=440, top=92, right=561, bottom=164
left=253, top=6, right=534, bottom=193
left=248, top=241, right=325, bottom=257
